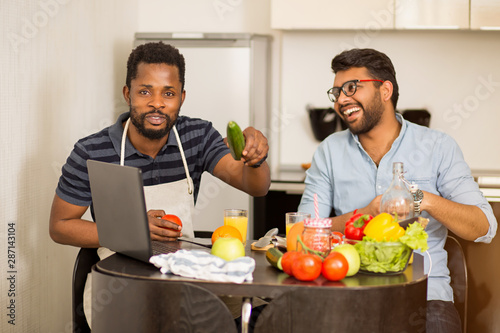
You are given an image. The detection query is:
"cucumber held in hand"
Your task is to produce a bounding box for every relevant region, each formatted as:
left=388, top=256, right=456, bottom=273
left=227, top=121, right=246, bottom=160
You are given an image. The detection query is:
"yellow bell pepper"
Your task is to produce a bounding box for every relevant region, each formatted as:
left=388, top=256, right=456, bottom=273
left=363, top=213, right=405, bottom=241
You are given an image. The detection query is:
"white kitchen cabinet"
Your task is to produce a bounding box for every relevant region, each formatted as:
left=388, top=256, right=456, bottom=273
left=395, top=0, right=469, bottom=29
left=271, top=0, right=394, bottom=30
left=471, top=0, right=500, bottom=30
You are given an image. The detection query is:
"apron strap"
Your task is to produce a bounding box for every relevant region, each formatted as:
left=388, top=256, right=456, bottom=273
left=120, top=118, right=131, bottom=166
left=172, top=126, right=194, bottom=195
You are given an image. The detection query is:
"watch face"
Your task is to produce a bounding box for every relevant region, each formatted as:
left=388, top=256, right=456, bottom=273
left=414, top=190, right=423, bottom=201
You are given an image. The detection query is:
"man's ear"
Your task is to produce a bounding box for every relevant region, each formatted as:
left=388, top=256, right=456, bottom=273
left=381, top=80, right=393, bottom=102
left=123, top=85, right=131, bottom=105
left=180, top=89, right=186, bottom=107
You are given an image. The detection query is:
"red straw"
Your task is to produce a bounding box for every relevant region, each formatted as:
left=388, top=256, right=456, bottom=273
left=314, top=193, right=319, bottom=218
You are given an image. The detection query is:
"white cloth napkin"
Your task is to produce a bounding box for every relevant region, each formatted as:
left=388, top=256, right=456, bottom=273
left=150, top=249, right=255, bottom=283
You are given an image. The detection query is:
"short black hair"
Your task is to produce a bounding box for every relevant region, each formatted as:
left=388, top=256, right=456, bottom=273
left=331, top=48, right=399, bottom=109
left=125, top=42, right=186, bottom=90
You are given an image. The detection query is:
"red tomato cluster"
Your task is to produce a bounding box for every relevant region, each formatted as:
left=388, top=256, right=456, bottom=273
left=281, top=250, right=349, bottom=282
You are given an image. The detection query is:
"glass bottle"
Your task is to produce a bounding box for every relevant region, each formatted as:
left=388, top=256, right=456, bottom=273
left=300, top=218, right=332, bottom=258
left=380, top=162, right=414, bottom=220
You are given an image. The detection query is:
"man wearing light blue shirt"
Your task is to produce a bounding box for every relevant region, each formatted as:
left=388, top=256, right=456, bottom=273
left=298, top=48, right=497, bottom=333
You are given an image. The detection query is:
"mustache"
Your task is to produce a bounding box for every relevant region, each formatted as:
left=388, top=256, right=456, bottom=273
left=144, top=109, right=168, bottom=118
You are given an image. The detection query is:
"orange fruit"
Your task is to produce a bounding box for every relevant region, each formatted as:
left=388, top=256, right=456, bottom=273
left=211, top=225, right=243, bottom=244
left=287, top=221, right=305, bottom=252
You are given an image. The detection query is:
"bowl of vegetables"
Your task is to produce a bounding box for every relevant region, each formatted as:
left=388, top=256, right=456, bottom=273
left=354, top=240, right=413, bottom=274
left=348, top=213, right=429, bottom=275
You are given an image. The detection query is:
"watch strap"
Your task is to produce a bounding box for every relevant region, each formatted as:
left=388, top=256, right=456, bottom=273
left=413, top=189, right=423, bottom=216
left=248, top=153, right=268, bottom=168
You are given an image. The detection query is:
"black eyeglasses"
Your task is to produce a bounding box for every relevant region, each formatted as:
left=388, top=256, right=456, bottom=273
left=327, top=79, right=384, bottom=103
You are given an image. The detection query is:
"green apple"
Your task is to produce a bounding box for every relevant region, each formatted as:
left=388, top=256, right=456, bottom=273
left=211, top=237, right=246, bottom=261
left=331, top=244, right=360, bottom=276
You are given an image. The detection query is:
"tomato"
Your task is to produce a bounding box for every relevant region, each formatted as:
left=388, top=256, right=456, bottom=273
left=331, top=231, right=344, bottom=244
left=281, top=251, right=301, bottom=276
left=291, top=253, right=322, bottom=281
left=322, top=252, right=349, bottom=281
left=161, top=214, right=183, bottom=231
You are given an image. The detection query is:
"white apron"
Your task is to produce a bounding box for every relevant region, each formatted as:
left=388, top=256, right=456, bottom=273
left=120, top=118, right=196, bottom=238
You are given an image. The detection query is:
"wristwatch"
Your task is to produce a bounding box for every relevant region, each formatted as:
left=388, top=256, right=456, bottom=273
left=248, top=153, right=268, bottom=168
left=413, top=189, right=424, bottom=216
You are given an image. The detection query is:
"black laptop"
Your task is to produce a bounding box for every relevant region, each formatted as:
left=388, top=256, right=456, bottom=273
left=87, top=159, right=210, bottom=263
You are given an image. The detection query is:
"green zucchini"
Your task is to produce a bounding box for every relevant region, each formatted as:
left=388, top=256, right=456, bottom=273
left=266, top=247, right=284, bottom=271
left=227, top=121, right=245, bottom=160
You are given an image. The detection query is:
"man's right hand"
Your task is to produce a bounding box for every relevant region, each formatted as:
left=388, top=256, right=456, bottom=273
left=147, top=209, right=182, bottom=241
left=361, top=195, right=383, bottom=217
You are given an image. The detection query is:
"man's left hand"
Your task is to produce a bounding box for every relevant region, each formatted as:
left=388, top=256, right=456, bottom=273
left=224, top=127, right=269, bottom=167
left=241, top=127, right=268, bottom=167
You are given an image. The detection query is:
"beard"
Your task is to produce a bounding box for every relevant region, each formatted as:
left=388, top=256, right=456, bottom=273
left=129, top=106, right=179, bottom=140
left=346, top=91, right=384, bottom=135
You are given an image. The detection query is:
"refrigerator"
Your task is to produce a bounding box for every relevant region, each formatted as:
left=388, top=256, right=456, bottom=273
left=134, top=33, right=272, bottom=240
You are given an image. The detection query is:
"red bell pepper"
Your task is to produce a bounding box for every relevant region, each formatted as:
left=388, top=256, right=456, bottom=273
left=344, top=209, right=373, bottom=241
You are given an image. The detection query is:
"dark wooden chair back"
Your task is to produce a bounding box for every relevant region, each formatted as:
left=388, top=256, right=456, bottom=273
left=444, top=235, right=468, bottom=333
left=72, top=248, right=99, bottom=333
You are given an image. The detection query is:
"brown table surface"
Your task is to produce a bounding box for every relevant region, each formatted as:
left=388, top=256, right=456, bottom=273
left=95, top=242, right=427, bottom=299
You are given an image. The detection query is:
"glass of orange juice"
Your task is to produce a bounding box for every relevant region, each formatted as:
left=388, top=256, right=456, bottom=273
left=286, top=212, right=311, bottom=236
left=224, top=209, right=248, bottom=245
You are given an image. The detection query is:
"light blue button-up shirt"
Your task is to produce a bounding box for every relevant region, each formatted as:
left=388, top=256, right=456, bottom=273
left=298, top=113, right=497, bottom=301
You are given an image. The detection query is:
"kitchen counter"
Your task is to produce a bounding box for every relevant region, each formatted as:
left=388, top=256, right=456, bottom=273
left=472, top=169, right=500, bottom=202
left=269, top=168, right=306, bottom=194
left=268, top=168, right=500, bottom=201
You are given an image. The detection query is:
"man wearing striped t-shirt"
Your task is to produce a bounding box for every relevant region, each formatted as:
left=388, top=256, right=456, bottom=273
left=49, top=41, right=270, bottom=250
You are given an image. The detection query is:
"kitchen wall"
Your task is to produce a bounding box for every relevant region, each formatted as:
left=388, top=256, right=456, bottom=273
left=1, top=1, right=137, bottom=332
left=279, top=30, right=500, bottom=171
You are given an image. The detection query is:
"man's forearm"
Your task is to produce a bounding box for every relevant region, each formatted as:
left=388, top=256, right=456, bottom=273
left=330, top=213, right=353, bottom=233
left=422, top=191, right=489, bottom=240
left=49, top=218, right=100, bottom=248
left=241, top=162, right=271, bottom=197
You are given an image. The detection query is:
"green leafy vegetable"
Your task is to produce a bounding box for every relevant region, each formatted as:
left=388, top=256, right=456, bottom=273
left=354, top=222, right=428, bottom=274
left=399, top=222, right=428, bottom=252
left=354, top=238, right=412, bottom=273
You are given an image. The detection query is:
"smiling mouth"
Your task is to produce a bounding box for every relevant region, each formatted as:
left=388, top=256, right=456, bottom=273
left=342, top=106, right=361, bottom=117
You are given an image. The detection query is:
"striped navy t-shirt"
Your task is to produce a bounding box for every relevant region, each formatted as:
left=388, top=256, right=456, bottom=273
left=56, top=112, right=230, bottom=206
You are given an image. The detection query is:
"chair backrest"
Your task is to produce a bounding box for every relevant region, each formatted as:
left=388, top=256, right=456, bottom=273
left=72, top=248, right=99, bottom=333
left=444, top=235, right=468, bottom=333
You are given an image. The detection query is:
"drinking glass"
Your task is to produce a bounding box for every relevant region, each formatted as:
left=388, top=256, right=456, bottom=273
left=224, top=209, right=248, bottom=245
left=286, top=212, right=311, bottom=236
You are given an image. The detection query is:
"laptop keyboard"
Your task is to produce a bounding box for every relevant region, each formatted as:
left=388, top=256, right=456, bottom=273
left=151, top=241, right=182, bottom=255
